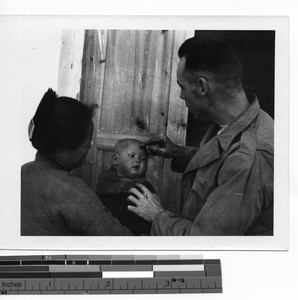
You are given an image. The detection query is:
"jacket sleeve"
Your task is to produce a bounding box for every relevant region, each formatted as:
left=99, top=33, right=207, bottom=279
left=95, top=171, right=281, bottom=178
left=58, top=176, right=133, bottom=236
left=151, top=150, right=273, bottom=235
left=171, top=146, right=198, bottom=173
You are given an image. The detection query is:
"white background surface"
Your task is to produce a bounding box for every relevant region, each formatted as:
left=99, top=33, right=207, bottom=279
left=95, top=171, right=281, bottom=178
left=0, top=0, right=297, bottom=299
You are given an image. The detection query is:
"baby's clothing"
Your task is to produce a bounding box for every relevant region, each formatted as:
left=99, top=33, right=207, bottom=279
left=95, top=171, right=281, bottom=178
left=96, top=166, right=154, bottom=235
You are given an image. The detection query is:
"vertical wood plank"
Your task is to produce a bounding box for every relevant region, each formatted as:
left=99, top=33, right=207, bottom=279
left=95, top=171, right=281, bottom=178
left=99, top=30, right=173, bottom=136
left=57, top=30, right=85, bottom=98
left=96, top=30, right=177, bottom=195
left=161, top=30, right=194, bottom=213
left=146, top=30, right=176, bottom=194
left=58, top=29, right=195, bottom=213
left=74, top=30, right=107, bottom=189
left=149, top=30, right=174, bottom=134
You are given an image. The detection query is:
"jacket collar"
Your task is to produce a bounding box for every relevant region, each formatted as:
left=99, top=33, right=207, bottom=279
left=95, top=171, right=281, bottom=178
left=35, top=152, right=71, bottom=172
left=216, top=95, right=259, bottom=152
left=184, top=95, right=260, bottom=172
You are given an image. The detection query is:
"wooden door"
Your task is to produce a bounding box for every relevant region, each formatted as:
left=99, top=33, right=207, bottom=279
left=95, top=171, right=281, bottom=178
left=58, top=29, right=193, bottom=213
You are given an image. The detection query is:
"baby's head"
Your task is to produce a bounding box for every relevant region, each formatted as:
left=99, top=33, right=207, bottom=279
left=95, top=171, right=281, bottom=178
left=113, top=139, right=147, bottom=178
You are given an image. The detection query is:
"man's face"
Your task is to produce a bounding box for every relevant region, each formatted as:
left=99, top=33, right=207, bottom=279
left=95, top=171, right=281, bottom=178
left=177, top=57, right=209, bottom=120
left=115, top=143, right=147, bottom=178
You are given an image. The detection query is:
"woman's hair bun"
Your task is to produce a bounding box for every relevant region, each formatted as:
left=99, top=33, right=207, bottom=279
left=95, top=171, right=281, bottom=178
left=29, top=88, right=96, bottom=154
left=33, top=88, right=58, bottom=121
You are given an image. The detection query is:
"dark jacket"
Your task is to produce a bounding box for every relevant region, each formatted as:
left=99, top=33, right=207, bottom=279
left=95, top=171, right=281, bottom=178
left=96, top=166, right=154, bottom=235
left=151, top=96, right=274, bottom=236
left=21, top=153, right=132, bottom=236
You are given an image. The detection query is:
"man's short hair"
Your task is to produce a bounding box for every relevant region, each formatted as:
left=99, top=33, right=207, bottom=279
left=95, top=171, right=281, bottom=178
left=114, top=138, right=144, bottom=155
left=178, top=36, right=243, bottom=89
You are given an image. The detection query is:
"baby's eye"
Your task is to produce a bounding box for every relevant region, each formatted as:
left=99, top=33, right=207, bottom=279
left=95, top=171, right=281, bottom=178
left=128, top=154, right=135, bottom=158
left=141, top=157, right=146, bottom=161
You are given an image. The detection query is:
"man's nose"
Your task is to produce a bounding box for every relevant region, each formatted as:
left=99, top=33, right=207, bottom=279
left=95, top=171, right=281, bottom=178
left=180, top=91, right=185, bottom=100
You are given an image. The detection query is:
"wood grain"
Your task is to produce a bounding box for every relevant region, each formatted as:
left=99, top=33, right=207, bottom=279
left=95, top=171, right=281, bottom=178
left=58, top=29, right=194, bottom=217
left=161, top=30, right=194, bottom=213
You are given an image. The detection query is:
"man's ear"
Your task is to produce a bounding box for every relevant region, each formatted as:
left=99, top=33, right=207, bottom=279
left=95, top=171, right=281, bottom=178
left=198, top=78, right=208, bottom=96
left=112, top=153, right=119, bottom=165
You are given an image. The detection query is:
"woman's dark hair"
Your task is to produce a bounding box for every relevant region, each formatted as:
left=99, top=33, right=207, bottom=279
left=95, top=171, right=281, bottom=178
left=29, top=88, right=96, bottom=154
left=178, top=36, right=243, bottom=89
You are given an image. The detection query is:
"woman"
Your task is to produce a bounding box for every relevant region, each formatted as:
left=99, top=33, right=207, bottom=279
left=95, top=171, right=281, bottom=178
left=21, top=88, right=132, bottom=236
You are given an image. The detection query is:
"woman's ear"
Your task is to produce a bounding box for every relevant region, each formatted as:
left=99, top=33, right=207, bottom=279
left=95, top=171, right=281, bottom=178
left=56, top=147, right=65, bottom=158
left=112, top=153, right=119, bottom=165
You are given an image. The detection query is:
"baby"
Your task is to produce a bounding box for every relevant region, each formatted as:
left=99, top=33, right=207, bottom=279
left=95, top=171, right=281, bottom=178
left=96, top=138, right=155, bottom=235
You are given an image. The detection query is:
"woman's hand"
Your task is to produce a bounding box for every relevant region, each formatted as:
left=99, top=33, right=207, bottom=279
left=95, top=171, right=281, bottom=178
left=127, top=184, right=164, bottom=222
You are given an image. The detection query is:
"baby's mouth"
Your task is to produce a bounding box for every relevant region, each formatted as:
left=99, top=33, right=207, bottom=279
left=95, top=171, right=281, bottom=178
left=132, top=166, right=140, bottom=170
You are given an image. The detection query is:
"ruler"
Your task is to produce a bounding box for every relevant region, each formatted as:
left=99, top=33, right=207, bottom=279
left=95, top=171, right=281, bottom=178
left=0, top=255, right=222, bottom=294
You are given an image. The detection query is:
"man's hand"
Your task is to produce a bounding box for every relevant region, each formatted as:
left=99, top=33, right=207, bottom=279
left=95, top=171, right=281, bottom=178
left=127, top=184, right=164, bottom=222
left=140, top=134, right=179, bottom=158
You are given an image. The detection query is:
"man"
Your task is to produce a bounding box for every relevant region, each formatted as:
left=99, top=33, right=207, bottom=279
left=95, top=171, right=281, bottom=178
left=127, top=36, right=274, bottom=236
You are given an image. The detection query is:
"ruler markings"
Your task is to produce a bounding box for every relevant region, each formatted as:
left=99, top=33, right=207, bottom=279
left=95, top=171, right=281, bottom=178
left=0, top=278, right=221, bottom=286
left=0, top=255, right=222, bottom=294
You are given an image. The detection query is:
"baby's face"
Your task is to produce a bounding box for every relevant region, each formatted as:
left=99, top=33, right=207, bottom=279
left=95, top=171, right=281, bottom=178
left=116, top=144, right=147, bottom=178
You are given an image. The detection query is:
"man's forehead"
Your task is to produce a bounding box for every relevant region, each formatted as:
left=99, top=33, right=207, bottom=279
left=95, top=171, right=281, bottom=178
left=177, top=56, right=187, bottom=74
left=177, top=56, right=186, bottom=71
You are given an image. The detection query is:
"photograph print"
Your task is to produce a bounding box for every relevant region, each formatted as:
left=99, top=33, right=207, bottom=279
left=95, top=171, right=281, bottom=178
left=20, top=28, right=276, bottom=237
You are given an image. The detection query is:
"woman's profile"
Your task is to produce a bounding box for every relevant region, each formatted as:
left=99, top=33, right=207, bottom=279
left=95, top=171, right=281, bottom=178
left=21, top=88, right=132, bottom=236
